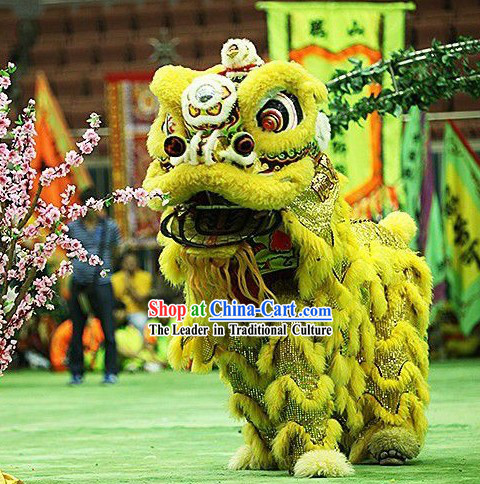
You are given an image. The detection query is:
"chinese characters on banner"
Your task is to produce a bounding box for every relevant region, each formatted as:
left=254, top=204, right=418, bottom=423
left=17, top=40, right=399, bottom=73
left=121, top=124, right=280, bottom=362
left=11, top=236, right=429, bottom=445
left=442, top=122, right=480, bottom=335
left=257, top=1, right=414, bottom=218
left=106, top=72, right=159, bottom=242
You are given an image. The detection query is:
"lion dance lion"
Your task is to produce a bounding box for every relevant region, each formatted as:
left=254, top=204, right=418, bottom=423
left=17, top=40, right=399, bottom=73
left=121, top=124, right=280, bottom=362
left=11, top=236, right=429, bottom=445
left=143, top=39, right=432, bottom=478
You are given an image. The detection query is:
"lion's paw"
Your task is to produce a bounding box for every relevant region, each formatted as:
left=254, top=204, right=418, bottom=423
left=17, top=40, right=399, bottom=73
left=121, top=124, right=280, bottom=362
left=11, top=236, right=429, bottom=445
left=368, top=427, right=420, bottom=466
left=228, top=444, right=277, bottom=471
left=228, top=445, right=253, bottom=470
left=293, top=449, right=354, bottom=478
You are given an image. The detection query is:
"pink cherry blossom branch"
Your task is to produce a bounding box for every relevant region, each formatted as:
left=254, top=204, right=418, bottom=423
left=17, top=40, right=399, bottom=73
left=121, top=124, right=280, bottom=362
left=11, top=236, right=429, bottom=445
left=0, top=65, right=168, bottom=374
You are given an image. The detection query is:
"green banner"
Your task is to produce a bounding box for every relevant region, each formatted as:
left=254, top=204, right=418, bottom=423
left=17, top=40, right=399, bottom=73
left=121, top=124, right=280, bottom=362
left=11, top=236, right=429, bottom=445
left=442, top=122, right=480, bottom=335
left=401, top=106, right=427, bottom=247
left=257, top=1, right=414, bottom=217
left=425, top=194, right=446, bottom=288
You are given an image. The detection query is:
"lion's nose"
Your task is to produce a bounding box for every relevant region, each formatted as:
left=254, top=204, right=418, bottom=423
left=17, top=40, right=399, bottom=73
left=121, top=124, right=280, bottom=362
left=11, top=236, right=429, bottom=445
left=195, top=85, right=216, bottom=104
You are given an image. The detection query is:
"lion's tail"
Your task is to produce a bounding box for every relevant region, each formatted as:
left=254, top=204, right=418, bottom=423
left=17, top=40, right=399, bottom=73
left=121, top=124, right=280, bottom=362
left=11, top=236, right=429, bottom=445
left=379, top=211, right=417, bottom=244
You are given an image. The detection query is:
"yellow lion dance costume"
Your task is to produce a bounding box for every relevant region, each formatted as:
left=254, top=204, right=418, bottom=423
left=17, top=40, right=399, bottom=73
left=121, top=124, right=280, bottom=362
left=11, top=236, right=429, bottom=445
left=143, top=39, right=432, bottom=477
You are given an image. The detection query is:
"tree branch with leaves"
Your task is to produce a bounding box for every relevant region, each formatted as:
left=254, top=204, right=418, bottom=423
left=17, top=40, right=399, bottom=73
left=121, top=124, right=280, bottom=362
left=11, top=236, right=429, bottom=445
left=327, top=38, right=480, bottom=150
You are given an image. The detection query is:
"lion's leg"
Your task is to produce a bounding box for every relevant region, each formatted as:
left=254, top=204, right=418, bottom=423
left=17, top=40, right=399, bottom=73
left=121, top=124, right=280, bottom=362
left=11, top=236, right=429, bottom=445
left=228, top=422, right=277, bottom=470
left=217, top=337, right=278, bottom=471
left=259, top=334, right=354, bottom=478
left=351, top=252, right=431, bottom=465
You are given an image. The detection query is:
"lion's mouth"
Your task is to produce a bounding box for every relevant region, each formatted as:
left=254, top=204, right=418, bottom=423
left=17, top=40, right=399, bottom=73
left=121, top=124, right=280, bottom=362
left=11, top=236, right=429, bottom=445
left=160, top=191, right=281, bottom=248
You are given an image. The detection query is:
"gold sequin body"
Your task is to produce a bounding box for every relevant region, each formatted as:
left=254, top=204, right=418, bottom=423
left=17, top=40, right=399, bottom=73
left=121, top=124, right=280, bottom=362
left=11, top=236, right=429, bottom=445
left=164, top=155, right=432, bottom=472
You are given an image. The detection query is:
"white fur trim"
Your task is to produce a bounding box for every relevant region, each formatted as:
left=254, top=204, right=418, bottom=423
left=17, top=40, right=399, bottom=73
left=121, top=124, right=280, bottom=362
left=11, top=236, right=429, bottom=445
left=188, top=133, right=202, bottom=165
left=315, top=111, right=331, bottom=152
left=169, top=153, right=186, bottom=166
left=204, top=130, right=221, bottom=166
left=294, top=449, right=354, bottom=478
left=221, top=38, right=263, bottom=69
left=185, top=75, right=223, bottom=110
left=182, top=74, right=237, bottom=129
left=228, top=445, right=252, bottom=470
left=219, top=145, right=256, bottom=167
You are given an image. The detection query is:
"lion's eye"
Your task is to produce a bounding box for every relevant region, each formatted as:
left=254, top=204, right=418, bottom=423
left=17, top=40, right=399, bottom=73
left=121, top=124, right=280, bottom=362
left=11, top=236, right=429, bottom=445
left=162, top=113, right=175, bottom=135
left=189, top=105, right=201, bottom=117
left=257, top=91, right=303, bottom=132
left=207, top=103, right=222, bottom=116
left=259, top=108, right=283, bottom=132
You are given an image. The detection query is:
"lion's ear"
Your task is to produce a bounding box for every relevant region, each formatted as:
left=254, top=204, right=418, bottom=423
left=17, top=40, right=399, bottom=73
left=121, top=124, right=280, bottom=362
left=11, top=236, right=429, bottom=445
left=148, top=66, right=198, bottom=162
left=309, top=79, right=328, bottom=105
left=149, top=64, right=225, bottom=122
left=147, top=113, right=166, bottom=160
left=150, top=65, right=196, bottom=113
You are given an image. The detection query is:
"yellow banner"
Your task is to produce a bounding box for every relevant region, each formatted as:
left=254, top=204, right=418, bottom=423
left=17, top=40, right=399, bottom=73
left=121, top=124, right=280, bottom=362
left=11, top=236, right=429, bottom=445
left=257, top=1, right=414, bottom=218
left=443, top=122, right=480, bottom=334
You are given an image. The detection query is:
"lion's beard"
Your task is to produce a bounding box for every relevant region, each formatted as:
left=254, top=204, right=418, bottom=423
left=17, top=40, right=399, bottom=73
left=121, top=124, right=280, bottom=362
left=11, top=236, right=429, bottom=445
left=181, top=242, right=275, bottom=306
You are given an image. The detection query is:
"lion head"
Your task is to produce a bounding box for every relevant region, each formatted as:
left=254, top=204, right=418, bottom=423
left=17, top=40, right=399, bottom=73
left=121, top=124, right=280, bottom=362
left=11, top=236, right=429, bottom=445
left=143, top=39, right=335, bottom=250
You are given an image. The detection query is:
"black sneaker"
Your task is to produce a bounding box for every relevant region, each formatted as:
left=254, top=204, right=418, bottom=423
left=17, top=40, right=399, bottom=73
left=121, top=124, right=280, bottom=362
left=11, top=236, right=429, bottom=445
left=69, top=374, right=84, bottom=385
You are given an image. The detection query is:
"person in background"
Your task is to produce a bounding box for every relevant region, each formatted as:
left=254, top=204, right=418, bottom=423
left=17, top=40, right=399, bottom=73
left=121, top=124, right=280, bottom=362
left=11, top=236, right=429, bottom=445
left=67, top=188, right=122, bottom=385
left=111, top=251, right=152, bottom=332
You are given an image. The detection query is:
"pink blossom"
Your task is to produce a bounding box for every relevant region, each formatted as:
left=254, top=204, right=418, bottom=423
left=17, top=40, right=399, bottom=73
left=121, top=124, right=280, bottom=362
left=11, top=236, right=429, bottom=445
left=85, top=198, right=105, bottom=211
left=23, top=224, right=39, bottom=238
left=0, top=76, right=10, bottom=89
left=37, top=204, right=61, bottom=228
left=39, top=167, right=57, bottom=187
left=65, top=150, right=83, bottom=167
left=32, top=255, right=47, bottom=271
left=83, top=128, right=100, bottom=145
left=87, top=113, right=101, bottom=129
left=57, top=260, right=73, bottom=278
left=0, top=115, right=11, bottom=137
left=32, top=275, right=56, bottom=308
left=88, top=254, right=103, bottom=267
left=0, top=92, right=10, bottom=110
left=60, top=184, right=76, bottom=206
left=67, top=203, right=88, bottom=221
left=77, top=140, right=93, bottom=154
left=22, top=120, right=36, bottom=136
left=0, top=78, right=168, bottom=375
left=24, top=146, right=36, bottom=161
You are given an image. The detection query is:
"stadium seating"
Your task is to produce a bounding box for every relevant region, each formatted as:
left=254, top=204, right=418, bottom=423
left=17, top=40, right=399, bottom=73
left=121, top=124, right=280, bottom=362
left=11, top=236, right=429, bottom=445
left=37, top=6, right=68, bottom=36
left=454, top=14, right=480, bottom=39
left=102, top=3, right=136, bottom=32
left=202, top=3, right=235, bottom=28
left=167, top=3, right=201, bottom=31
left=0, top=7, right=17, bottom=66
left=413, top=12, right=454, bottom=48
left=134, top=2, right=169, bottom=30
left=1, top=0, right=478, bottom=141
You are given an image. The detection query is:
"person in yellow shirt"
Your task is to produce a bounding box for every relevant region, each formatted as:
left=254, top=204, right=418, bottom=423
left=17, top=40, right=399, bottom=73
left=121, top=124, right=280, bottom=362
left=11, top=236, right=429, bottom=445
left=111, top=251, right=152, bottom=332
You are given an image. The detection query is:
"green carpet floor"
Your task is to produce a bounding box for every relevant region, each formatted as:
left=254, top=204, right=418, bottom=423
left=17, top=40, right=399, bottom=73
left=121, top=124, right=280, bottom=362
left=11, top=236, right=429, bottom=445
left=0, top=360, right=478, bottom=483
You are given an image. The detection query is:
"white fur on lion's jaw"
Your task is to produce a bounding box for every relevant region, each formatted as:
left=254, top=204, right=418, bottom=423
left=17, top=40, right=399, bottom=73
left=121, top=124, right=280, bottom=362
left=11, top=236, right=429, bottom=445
left=315, top=111, right=331, bottom=152
left=219, top=145, right=256, bottom=167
